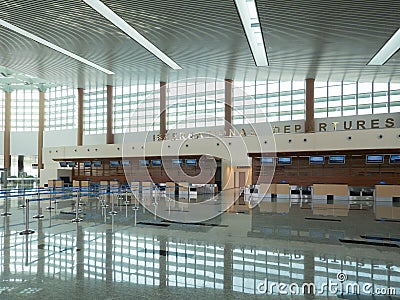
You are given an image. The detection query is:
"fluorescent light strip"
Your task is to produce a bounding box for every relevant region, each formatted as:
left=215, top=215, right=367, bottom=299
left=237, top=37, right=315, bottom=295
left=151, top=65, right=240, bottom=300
left=83, top=0, right=182, bottom=70
left=234, top=0, right=268, bottom=67
left=368, top=28, right=400, bottom=66
left=0, top=19, right=114, bottom=75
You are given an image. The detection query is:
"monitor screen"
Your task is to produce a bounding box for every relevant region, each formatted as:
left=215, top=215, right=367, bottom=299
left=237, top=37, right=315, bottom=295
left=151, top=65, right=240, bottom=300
left=59, top=162, right=68, bottom=167
left=139, top=160, right=149, bottom=167
left=67, top=161, right=76, bottom=167
left=185, top=159, right=197, bottom=166
left=172, top=159, right=183, bottom=165
left=121, top=160, right=130, bottom=166
left=110, top=161, right=119, bottom=167
left=390, top=155, right=400, bottom=164
left=277, top=157, right=292, bottom=165
left=84, top=161, right=91, bottom=167
left=366, top=155, right=384, bottom=164
left=329, top=155, right=345, bottom=164
left=93, top=161, right=102, bottom=167
left=310, top=156, right=324, bottom=164
left=151, top=159, right=162, bottom=166
left=260, top=157, right=274, bottom=164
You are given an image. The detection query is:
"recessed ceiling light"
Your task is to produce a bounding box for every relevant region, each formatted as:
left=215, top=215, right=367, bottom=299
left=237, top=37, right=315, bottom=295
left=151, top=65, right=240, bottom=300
left=234, top=0, right=268, bottom=67
left=0, top=19, right=114, bottom=75
left=83, top=0, right=182, bottom=70
left=368, top=28, right=400, bottom=66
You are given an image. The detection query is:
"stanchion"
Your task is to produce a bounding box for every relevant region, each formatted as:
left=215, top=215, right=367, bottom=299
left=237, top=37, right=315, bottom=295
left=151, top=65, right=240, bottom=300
left=33, top=189, right=44, bottom=219
left=108, top=192, right=118, bottom=215
left=19, top=198, right=35, bottom=235
left=19, top=188, right=26, bottom=208
left=46, top=187, right=55, bottom=210
left=124, top=192, right=130, bottom=218
left=133, top=206, right=139, bottom=226
left=1, top=191, right=12, bottom=217
left=71, top=188, right=83, bottom=223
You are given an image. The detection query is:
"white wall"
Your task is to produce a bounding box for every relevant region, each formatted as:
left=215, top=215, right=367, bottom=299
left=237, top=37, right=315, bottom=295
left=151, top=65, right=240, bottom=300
left=44, top=129, right=77, bottom=148
left=10, top=132, right=38, bottom=155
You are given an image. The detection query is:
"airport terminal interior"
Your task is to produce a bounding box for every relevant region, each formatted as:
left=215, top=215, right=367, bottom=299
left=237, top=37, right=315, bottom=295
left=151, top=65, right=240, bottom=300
left=1, top=0, right=400, bottom=299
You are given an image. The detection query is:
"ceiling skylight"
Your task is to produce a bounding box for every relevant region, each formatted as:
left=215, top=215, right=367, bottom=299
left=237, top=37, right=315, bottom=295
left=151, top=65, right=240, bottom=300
left=83, top=0, right=182, bottom=70
left=0, top=19, right=114, bottom=75
left=368, top=28, right=400, bottom=66
left=234, top=0, right=268, bottom=66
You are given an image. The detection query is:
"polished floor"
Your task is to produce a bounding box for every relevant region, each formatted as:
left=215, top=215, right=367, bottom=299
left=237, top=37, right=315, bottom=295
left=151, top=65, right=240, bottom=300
left=0, top=192, right=400, bottom=299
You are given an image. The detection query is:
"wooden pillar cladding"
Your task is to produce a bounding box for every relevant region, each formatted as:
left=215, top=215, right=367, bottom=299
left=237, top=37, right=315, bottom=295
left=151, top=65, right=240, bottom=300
left=160, top=82, right=167, bottom=139
left=77, top=87, right=84, bottom=146
left=4, top=91, right=11, bottom=170
left=224, top=79, right=233, bottom=136
left=305, top=78, right=315, bottom=133
left=106, top=85, right=114, bottom=144
left=38, top=91, right=45, bottom=175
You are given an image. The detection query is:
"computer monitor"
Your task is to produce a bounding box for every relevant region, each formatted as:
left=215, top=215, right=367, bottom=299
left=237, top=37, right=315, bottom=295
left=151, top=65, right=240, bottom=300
left=329, top=155, right=345, bottom=164
left=67, top=161, right=76, bottom=167
left=172, top=159, right=183, bottom=165
left=139, top=160, right=149, bottom=167
left=59, top=162, right=68, bottom=167
left=110, top=161, right=119, bottom=167
left=121, top=160, right=130, bottom=166
left=309, top=156, right=324, bottom=164
left=151, top=159, right=162, bottom=166
left=389, top=155, right=400, bottom=164
left=93, top=161, right=102, bottom=167
left=84, top=161, right=91, bottom=167
left=185, top=159, right=197, bottom=166
left=277, top=157, right=292, bottom=165
left=366, top=155, right=384, bottom=164
left=260, top=157, right=274, bottom=165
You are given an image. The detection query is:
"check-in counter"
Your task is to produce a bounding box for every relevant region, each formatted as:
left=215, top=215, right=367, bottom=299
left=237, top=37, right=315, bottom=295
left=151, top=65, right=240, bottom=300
left=166, top=182, right=175, bottom=198
left=178, top=182, right=189, bottom=199
left=131, top=181, right=141, bottom=199
left=375, top=185, right=400, bottom=220
left=142, top=181, right=153, bottom=199
left=48, top=179, right=64, bottom=203
left=258, top=184, right=290, bottom=213
left=312, top=184, right=349, bottom=216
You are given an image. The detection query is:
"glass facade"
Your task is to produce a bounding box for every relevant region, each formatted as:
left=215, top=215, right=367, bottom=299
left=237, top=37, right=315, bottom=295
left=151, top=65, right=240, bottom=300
left=84, top=84, right=107, bottom=135
left=315, top=82, right=400, bottom=118
left=10, top=89, right=40, bottom=131
left=167, top=79, right=225, bottom=130
left=232, top=81, right=305, bottom=124
left=45, top=86, right=76, bottom=131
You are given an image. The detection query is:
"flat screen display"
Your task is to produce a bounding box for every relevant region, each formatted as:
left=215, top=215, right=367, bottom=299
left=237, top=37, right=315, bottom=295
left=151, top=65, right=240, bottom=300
left=93, top=161, right=102, bottom=167
left=329, top=155, right=345, bottom=164
left=151, top=160, right=162, bottom=166
left=84, top=161, right=91, bottom=167
left=390, top=155, right=400, bottom=164
left=366, top=155, right=384, bottom=164
left=59, top=162, right=68, bottom=167
left=121, top=160, right=130, bottom=166
left=185, top=159, right=197, bottom=166
left=110, top=161, right=120, bottom=167
left=139, top=160, right=149, bottom=167
left=309, top=156, right=324, bottom=164
left=172, top=159, right=183, bottom=165
left=67, top=161, right=76, bottom=167
left=260, top=157, right=274, bottom=164
left=277, top=157, right=292, bottom=165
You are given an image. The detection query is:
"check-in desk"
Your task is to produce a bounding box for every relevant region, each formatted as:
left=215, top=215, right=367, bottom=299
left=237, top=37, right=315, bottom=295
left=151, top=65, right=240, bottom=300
left=131, top=181, right=141, bottom=199
left=375, top=185, right=400, bottom=220
left=178, top=182, right=189, bottom=199
left=312, top=184, right=349, bottom=216
left=258, top=184, right=290, bottom=213
left=100, top=180, right=110, bottom=202
left=48, top=179, right=64, bottom=205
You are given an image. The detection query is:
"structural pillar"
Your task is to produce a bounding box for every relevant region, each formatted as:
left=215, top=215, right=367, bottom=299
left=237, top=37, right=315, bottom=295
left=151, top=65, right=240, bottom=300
left=4, top=90, right=11, bottom=171
left=159, top=82, right=167, bottom=140
left=305, top=78, right=315, bottom=133
left=77, top=87, right=84, bottom=146
left=38, top=89, right=45, bottom=175
left=224, top=79, right=233, bottom=136
left=106, top=85, right=114, bottom=144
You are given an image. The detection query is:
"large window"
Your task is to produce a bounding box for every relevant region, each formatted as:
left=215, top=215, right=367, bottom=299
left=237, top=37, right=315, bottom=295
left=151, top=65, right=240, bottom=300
left=45, top=86, right=76, bottom=131
left=167, top=79, right=225, bottom=130
left=84, top=83, right=107, bottom=135
left=10, top=89, right=40, bottom=131
left=315, top=81, right=400, bottom=118
left=113, top=81, right=160, bottom=134
left=232, top=81, right=305, bottom=124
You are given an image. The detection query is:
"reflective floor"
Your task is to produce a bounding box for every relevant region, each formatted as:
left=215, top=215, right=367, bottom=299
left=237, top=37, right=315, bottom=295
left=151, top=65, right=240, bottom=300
left=0, top=193, right=400, bottom=299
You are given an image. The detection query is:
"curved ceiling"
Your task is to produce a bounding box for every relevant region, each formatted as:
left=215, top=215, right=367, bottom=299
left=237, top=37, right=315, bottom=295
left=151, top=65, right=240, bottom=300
left=0, top=0, right=398, bottom=88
